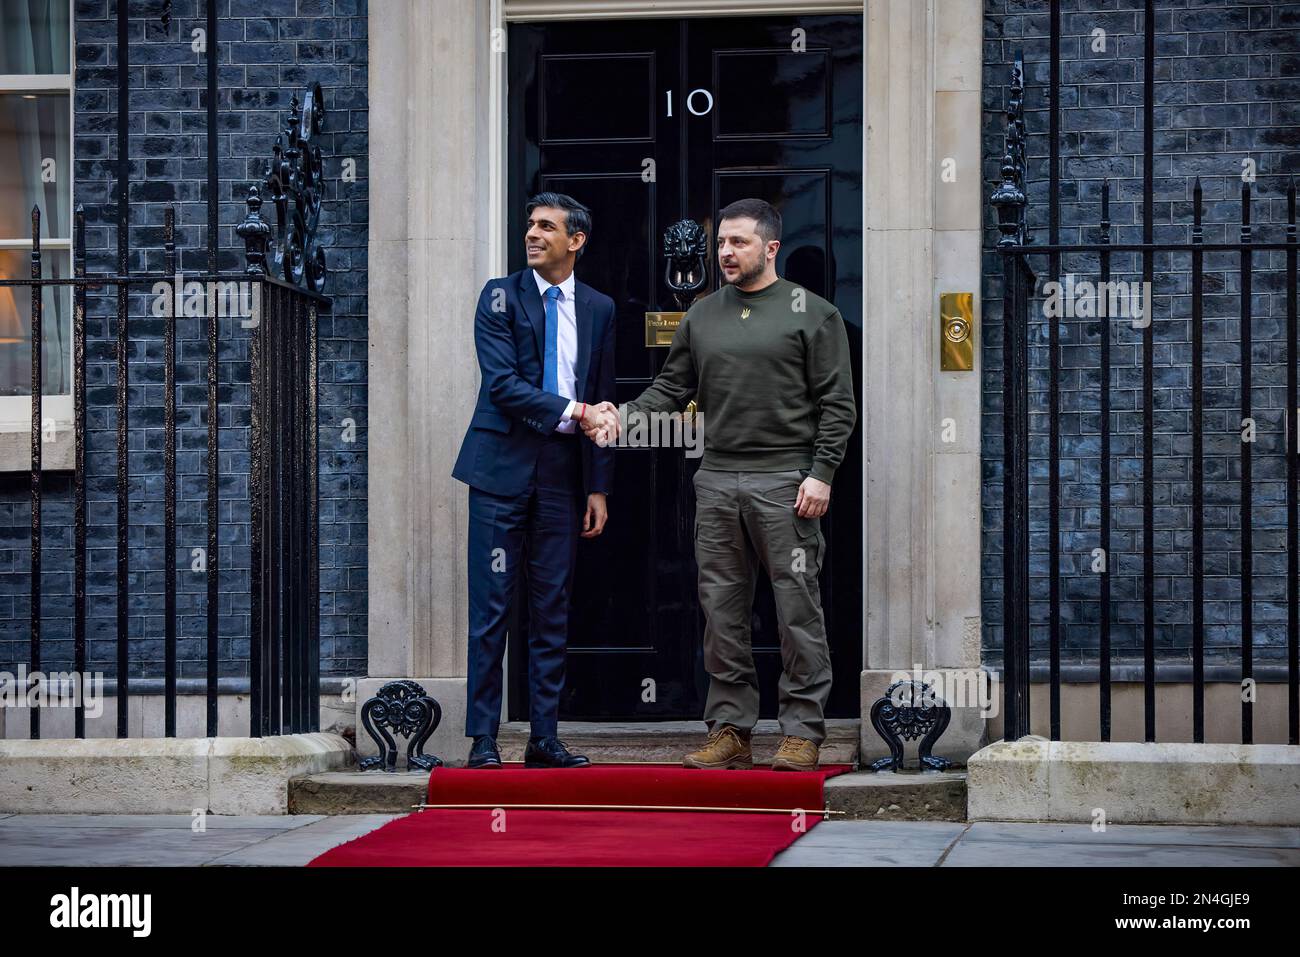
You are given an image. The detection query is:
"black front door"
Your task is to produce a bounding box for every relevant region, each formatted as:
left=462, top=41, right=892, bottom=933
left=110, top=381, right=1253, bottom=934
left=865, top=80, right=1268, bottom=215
left=507, top=14, right=863, bottom=721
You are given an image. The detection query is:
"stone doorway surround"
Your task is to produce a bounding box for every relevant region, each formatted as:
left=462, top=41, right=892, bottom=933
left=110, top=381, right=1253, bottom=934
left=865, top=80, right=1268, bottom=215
left=365, top=0, right=988, bottom=764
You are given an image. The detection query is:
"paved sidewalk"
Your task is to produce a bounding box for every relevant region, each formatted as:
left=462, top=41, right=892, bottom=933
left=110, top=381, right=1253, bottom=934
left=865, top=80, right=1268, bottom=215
left=1, top=814, right=1297, bottom=866
left=0, top=813, right=401, bottom=867
left=770, top=821, right=1300, bottom=866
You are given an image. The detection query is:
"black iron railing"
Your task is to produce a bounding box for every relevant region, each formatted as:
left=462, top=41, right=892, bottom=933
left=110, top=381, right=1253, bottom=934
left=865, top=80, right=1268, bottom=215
left=992, top=2, right=1300, bottom=747
left=251, top=274, right=323, bottom=738
left=0, top=3, right=326, bottom=739
left=1, top=205, right=323, bottom=739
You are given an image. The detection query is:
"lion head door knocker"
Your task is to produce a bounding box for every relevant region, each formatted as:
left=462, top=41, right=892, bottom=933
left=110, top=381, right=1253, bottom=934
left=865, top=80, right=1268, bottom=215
left=645, top=219, right=709, bottom=348
left=648, top=220, right=710, bottom=427
left=359, top=680, right=444, bottom=772
left=663, top=218, right=709, bottom=311
left=867, top=680, right=954, bottom=773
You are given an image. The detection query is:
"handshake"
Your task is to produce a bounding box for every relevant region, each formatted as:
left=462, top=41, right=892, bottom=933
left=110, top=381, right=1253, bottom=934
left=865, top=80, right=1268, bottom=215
left=575, top=401, right=622, bottom=446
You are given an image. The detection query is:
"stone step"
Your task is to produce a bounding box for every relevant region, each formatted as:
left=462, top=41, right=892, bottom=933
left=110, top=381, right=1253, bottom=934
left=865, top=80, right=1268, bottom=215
left=291, top=718, right=965, bottom=820
left=494, top=718, right=861, bottom=766
left=290, top=770, right=428, bottom=815
left=825, top=770, right=967, bottom=821
left=289, top=767, right=967, bottom=820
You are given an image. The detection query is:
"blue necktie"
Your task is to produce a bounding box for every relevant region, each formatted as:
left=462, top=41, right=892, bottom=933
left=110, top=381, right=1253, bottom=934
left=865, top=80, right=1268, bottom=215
left=543, top=285, right=562, bottom=394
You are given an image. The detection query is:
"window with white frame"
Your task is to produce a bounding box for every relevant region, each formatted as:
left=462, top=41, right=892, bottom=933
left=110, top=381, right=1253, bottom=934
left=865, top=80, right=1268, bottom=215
left=0, top=0, right=73, bottom=450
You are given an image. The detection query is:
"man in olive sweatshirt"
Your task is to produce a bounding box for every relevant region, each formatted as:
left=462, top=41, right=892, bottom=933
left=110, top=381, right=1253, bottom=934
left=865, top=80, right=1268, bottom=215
left=587, top=198, right=856, bottom=771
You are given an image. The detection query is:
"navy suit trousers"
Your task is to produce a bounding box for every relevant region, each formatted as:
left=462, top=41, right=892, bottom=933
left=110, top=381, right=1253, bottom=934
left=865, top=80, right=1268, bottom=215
left=465, top=432, right=583, bottom=738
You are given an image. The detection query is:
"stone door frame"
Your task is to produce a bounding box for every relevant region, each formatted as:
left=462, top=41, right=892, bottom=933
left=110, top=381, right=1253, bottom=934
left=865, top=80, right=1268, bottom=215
left=365, top=0, right=987, bottom=759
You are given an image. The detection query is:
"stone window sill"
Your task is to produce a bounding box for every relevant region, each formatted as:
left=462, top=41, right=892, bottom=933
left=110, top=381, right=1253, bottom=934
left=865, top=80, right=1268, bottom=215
left=0, top=425, right=75, bottom=472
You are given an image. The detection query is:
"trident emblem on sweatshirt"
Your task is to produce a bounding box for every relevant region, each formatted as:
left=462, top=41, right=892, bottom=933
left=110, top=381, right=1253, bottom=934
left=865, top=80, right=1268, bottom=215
left=740, top=307, right=751, bottom=320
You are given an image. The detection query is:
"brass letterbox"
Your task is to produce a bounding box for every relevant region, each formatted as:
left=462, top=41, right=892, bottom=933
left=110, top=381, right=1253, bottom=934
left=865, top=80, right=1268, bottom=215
left=644, top=311, right=685, bottom=347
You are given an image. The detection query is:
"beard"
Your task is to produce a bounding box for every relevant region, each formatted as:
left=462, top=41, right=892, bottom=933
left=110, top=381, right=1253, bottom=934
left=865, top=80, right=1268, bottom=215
left=722, top=256, right=767, bottom=287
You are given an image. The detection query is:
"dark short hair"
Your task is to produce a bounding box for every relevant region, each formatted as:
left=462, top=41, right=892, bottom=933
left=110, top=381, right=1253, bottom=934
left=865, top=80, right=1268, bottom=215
left=718, top=198, right=782, bottom=244
left=526, top=191, right=592, bottom=260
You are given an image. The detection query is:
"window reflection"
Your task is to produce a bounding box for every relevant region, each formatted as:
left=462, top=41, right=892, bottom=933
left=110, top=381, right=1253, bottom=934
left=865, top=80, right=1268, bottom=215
left=0, top=93, right=71, bottom=240
left=0, top=248, right=71, bottom=397
left=0, top=0, right=70, bottom=75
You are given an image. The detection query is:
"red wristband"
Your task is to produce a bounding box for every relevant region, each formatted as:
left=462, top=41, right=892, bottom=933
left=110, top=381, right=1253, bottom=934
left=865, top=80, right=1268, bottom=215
left=575, top=402, right=586, bottom=422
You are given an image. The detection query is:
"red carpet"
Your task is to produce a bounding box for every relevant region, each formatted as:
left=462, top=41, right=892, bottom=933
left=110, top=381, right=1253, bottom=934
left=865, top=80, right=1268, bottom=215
left=422, top=762, right=844, bottom=810
left=309, top=763, right=848, bottom=867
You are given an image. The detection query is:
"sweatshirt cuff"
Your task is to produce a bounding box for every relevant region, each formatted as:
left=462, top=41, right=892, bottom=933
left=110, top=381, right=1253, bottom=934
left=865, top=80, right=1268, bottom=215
left=810, top=462, right=836, bottom=485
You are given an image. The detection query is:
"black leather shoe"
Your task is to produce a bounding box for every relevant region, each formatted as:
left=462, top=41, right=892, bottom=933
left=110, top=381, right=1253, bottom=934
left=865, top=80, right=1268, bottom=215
left=524, top=736, right=591, bottom=768
left=467, top=735, right=502, bottom=769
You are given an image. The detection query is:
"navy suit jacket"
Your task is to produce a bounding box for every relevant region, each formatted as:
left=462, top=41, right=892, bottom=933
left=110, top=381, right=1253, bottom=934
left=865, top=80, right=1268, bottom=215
left=452, top=268, right=616, bottom=498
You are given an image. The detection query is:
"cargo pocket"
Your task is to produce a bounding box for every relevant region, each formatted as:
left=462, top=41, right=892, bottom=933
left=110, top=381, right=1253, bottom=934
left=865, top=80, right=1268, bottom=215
left=790, top=512, right=824, bottom=580
left=793, top=512, right=821, bottom=542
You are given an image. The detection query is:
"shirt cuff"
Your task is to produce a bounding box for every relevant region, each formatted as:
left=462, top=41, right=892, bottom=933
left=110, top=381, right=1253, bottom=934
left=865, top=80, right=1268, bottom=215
left=557, top=400, right=578, bottom=431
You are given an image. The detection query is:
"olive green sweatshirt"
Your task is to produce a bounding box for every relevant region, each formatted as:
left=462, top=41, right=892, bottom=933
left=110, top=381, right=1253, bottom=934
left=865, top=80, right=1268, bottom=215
left=626, top=277, right=856, bottom=484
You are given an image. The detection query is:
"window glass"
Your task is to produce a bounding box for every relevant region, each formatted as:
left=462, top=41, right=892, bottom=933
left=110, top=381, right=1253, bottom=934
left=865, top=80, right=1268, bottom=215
left=0, top=1, right=73, bottom=416
left=0, top=248, right=71, bottom=397
left=0, top=0, right=71, bottom=75
left=0, top=92, right=70, bottom=240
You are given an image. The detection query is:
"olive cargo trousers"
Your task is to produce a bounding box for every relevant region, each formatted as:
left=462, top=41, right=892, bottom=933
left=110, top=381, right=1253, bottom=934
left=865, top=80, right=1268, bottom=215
left=692, top=467, right=833, bottom=745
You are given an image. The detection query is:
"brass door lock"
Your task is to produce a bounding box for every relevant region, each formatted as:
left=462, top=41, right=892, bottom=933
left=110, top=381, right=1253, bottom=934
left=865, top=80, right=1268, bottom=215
left=940, top=292, right=975, bottom=371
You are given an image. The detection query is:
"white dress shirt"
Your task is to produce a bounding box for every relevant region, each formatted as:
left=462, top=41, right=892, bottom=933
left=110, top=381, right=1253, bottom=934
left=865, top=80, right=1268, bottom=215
left=533, top=268, right=580, bottom=433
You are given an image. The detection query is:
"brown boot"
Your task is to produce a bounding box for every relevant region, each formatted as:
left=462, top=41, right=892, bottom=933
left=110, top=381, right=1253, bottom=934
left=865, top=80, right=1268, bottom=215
left=682, top=724, right=753, bottom=770
left=770, top=735, right=820, bottom=771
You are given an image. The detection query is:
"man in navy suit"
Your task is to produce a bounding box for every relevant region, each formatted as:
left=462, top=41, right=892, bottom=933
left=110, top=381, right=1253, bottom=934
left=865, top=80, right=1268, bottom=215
left=452, top=192, right=621, bottom=769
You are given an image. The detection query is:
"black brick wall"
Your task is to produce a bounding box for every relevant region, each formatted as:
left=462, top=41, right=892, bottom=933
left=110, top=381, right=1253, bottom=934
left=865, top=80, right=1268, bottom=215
left=982, top=0, right=1300, bottom=668
left=0, top=0, right=368, bottom=681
